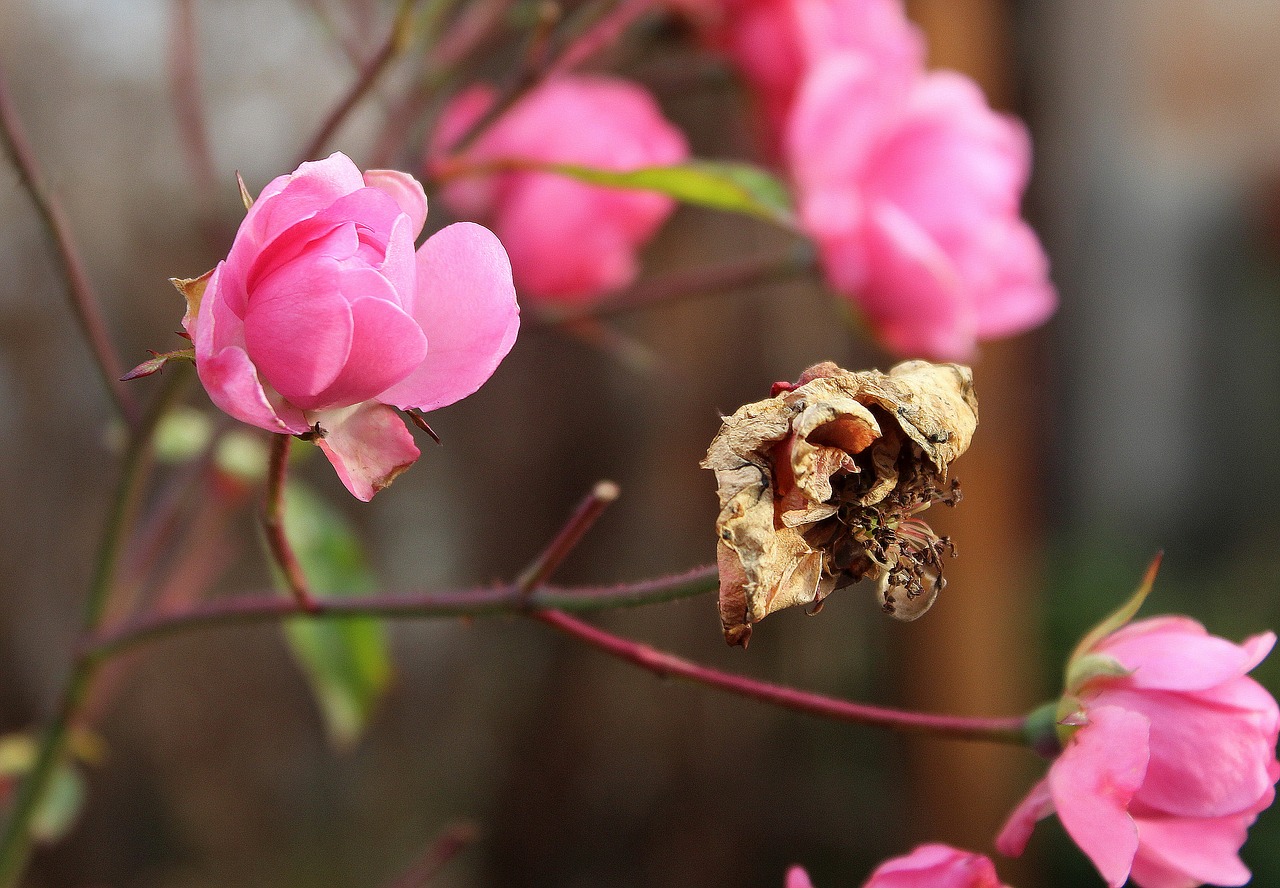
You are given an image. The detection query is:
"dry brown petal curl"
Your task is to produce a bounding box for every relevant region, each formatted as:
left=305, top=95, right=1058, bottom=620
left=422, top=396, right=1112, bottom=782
left=702, top=361, right=978, bottom=646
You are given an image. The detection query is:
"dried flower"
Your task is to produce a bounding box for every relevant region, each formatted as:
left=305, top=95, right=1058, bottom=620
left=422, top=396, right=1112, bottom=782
left=702, top=360, right=977, bottom=645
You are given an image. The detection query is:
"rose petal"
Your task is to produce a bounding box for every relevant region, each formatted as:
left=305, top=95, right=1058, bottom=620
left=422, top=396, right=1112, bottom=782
left=197, top=344, right=309, bottom=434
left=242, top=152, right=366, bottom=247
left=996, top=778, right=1054, bottom=857
left=1049, top=706, right=1149, bottom=888
left=858, top=202, right=974, bottom=360
left=377, top=222, right=519, bottom=412
left=1098, top=686, right=1278, bottom=819
left=1099, top=629, right=1265, bottom=692
left=1129, top=811, right=1254, bottom=888
left=313, top=402, right=420, bottom=501
left=310, top=285, right=427, bottom=409
left=784, top=866, right=814, bottom=888
left=243, top=256, right=354, bottom=408
left=363, top=168, right=428, bottom=237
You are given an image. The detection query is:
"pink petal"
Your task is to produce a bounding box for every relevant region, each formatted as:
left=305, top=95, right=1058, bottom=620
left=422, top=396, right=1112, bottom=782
left=494, top=174, right=665, bottom=300
left=363, top=168, right=428, bottom=237
left=1099, top=626, right=1266, bottom=692
left=785, top=866, right=814, bottom=888
left=242, top=152, right=365, bottom=247
left=245, top=220, right=358, bottom=298
left=1130, top=811, right=1254, bottom=888
left=857, top=202, right=975, bottom=359
left=310, top=286, right=428, bottom=409
left=865, top=72, right=1029, bottom=237
left=313, top=401, right=420, bottom=501
left=1049, top=706, right=1149, bottom=888
left=786, top=52, right=909, bottom=197
left=242, top=256, right=353, bottom=408
left=961, top=219, right=1057, bottom=339
left=1098, top=687, right=1278, bottom=819
left=197, top=345, right=309, bottom=434
left=377, top=222, right=519, bottom=412
left=996, top=778, right=1054, bottom=857
left=865, top=843, right=1005, bottom=888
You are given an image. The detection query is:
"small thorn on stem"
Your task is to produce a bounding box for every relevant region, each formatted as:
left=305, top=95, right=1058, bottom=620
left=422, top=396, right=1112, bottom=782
left=405, top=409, right=442, bottom=444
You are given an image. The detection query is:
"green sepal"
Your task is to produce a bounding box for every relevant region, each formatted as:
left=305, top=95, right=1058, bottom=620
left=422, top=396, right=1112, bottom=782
left=120, top=348, right=195, bottom=381
left=1065, top=652, right=1133, bottom=696
left=1067, top=553, right=1163, bottom=673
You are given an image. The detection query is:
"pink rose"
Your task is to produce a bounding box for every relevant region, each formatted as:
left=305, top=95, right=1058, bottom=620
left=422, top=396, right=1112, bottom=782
left=686, top=0, right=924, bottom=154
left=787, top=56, right=1056, bottom=359
left=431, top=75, right=689, bottom=304
left=186, top=152, right=519, bottom=501
left=786, top=844, right=1009, bottom=888
left=998, top=616, right=1280, bottom=888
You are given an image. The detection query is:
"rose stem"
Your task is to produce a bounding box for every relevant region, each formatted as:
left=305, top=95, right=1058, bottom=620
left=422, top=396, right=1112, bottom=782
left=295, top=0, right=425, bottom=166
left=0, top=66, right=139, bottom=427
left=0, top=367, right=189, bottom=888
left=261, top=434, right=320, bottom=613
left=81, top=565, right=721, bottom=661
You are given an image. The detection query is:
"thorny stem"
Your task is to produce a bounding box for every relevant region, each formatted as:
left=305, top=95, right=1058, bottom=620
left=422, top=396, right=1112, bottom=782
left=537, top=610, right=1029, bottom=744
left=295, top=0, right=423, bottom=166
left=0, top=366, right=189, bottom=888
left=0, top=66, right=139, bottom=427
left=262, top=434, right=320, bottom=613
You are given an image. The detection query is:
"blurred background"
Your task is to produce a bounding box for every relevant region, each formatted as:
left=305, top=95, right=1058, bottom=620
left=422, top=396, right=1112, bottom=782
left=1, top=0, right=1279, bottom=885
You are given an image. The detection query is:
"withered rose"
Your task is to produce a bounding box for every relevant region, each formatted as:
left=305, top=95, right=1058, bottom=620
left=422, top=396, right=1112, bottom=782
left=702, top=361, right=978, bottom=646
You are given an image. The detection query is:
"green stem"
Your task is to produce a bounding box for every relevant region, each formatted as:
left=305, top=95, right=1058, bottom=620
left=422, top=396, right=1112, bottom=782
left=0, top=367, right=188, bottom=886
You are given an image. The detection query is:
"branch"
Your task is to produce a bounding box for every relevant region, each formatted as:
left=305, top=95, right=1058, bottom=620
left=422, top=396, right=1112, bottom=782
left=535, top=610, right=1030, bottom=744
left=0, top=66, right=139, bottom=426
left=295, top=0, right=423, bottom=165
left=80, top=564, right=719, bottom=660
left=261, top=434, right=320, bottom=612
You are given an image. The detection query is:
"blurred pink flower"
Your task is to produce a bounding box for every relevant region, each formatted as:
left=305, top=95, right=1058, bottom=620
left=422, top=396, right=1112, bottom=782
left=998, top=616, right=1280, bottom=888
left=186, top=152, right=519, bottom=501
left=787, top=56, right=1056, bottom=359
left=684, top=0, right=924, bottom=154
left=431, top=75, right=689, bottom=304
left=786, top=844, right=1009, bottom=888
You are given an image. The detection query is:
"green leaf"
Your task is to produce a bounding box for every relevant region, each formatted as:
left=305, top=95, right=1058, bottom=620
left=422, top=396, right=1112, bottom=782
left=508, top=159, right=797, bottom=228
left=280, top=483, right=392, bottom=749
left=0, top=733, right=87, bottom=844
left=31, top=764, right=85, bottom=844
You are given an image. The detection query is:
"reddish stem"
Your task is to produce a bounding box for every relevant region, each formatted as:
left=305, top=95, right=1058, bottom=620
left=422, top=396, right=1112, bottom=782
left=536, top=609, right=1029, bottom=744
left=80, top=565, right=720, bottom=659
left=517, top=480, right=620, bottom=595
left=262, top=434, right=320, bottom=612
left=546, top=0, right=653, bottom=76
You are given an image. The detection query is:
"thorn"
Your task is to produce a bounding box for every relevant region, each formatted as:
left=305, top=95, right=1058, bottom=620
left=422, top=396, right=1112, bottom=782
left=406, top=409, right=442, bottom=444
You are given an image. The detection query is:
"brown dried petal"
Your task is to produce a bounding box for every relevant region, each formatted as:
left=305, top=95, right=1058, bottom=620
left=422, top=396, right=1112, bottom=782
left=703, top=360, right=977, bottom=645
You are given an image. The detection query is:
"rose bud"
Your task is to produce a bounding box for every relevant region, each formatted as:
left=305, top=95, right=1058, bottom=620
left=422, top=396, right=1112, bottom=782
left=998, top=564, right=1280, bottom=888
left=702, top=360, right=977, bottom=646
left=181, top=152, right=519, bottom=500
